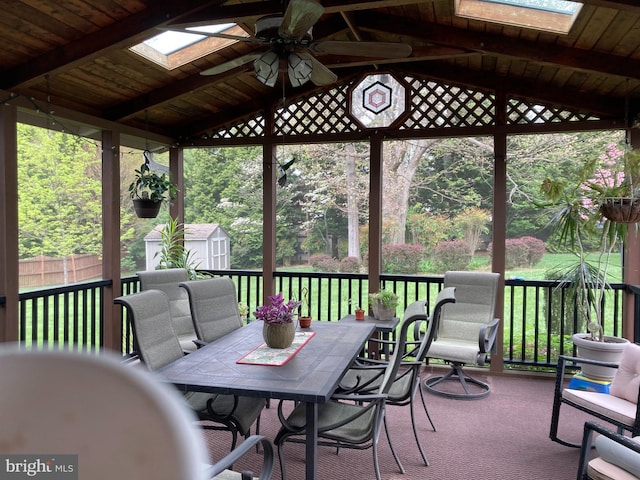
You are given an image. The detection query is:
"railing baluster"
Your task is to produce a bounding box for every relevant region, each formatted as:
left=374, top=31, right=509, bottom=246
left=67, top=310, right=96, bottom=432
left=11, top=273, right=634, bottom=369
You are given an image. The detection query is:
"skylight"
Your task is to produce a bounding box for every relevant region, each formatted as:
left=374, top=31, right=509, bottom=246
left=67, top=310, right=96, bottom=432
left=130, top=24, right=247, bottom=70
left=455, top=0, right=582, bottom=34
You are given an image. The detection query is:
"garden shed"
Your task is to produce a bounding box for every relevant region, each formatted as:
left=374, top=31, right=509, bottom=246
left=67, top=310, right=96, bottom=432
left=144, top=224, right=230, bottom=271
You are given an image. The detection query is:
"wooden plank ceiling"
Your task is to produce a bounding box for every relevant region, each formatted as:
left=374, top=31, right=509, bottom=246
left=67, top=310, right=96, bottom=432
left=0, top=0, right=639, bottom=147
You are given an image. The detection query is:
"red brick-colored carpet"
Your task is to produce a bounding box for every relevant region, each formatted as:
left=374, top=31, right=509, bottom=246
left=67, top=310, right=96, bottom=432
left=202, top=367, right=594, bottom=479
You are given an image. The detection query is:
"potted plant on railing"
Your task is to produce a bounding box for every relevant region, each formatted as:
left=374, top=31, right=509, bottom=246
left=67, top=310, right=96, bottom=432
left=368, top=289, right=399, bottom=321
left=128, top=151, right=178, bottom=218
left=540, top=143, right=640, bottom=380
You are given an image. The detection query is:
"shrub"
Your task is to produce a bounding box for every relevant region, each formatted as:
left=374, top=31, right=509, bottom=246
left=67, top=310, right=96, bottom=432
left=309, top=254, right=340, bottom=272
left=489, top=236, right=546, bottom=269
left=504, top=238, right=530, bottom=269
left=382, top=244, right=424, bottom=274
left=339, top=256, right=361, bottom=273
left=433, top=241, right=472, bottom=271
left=520, top=236, right=546, bottom=266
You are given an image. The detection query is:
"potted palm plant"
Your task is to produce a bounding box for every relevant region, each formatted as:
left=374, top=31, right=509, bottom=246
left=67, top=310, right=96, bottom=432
left=541, top=143, right=639, bottom=379
left=128, top=152, right=177, bottom=218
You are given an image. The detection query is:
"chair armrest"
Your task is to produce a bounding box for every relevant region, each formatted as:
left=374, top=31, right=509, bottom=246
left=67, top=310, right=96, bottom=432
left=578, top=422, right=640, bottom=479
left=205, top=435, right=274, bottom=480
left=352, top=357, right=388, bottom=366
left=478, top=317, right=500, bottom=354
left=556, top=354, right=619, bottom=381
left=331, top=393, right=387, bottom=402
left=193, top=339, right=208, bottom=349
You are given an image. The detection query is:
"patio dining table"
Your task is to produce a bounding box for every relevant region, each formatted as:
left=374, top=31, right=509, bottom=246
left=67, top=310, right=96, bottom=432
left=157, top=319, right=376, bottom=480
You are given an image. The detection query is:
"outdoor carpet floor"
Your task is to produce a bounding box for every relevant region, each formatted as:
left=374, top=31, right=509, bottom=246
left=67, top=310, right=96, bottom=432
left=201, top=367, right=597, bottom=480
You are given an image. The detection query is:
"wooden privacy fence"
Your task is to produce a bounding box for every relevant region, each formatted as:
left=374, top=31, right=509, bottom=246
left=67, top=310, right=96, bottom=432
left=19, top=254, right=102, bottom=288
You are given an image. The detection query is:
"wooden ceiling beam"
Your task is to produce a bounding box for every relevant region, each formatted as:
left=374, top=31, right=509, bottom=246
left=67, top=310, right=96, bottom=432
left=0, top=0, right=227, bottom=90
left=356, top=11, right=640, bottom=81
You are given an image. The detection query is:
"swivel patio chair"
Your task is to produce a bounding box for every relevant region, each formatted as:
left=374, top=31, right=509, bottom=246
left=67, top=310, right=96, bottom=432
left=337, top=287, right=456, bottom=467
left=137, top=268, right=198, bottom=351
left=274, top=311, right=427, bottom=480
left=423, top=270, right=500, bottom=399
left=0, top=347, right=274, bottom=480
left=180, top=277, right=244, bottom=347
left=115, top=289, right=266, bottom=451
left=578, top=421, right=640, bottom=480
left=550, top=343, right=640, bottom=448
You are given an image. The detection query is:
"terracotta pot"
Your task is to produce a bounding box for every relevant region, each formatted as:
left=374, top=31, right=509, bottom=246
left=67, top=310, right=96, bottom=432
left=299, top=317, right=312, bottom=328
left=355, top=309, right=365, bottom=321
left=572, top=333, right=629, bottom=381
left=262, top=322, right=296, bottom=348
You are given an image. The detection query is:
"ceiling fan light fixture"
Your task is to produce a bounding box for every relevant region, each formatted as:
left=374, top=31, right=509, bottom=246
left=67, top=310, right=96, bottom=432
left=287, top=52, right=313, bottom=87
left=254, top=51, right=280, bottom=87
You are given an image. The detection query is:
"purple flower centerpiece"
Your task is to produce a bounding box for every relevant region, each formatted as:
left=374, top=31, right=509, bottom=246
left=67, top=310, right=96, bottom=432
left=253, top=293, right=301, bottom=325
left=254, top=293, right=301, bottom=348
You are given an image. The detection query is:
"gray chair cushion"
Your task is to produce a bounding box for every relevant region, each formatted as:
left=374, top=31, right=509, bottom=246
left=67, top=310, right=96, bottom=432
left=138, top=268, right=196, bottom=342
left=180, top=277, right=243, bottom=344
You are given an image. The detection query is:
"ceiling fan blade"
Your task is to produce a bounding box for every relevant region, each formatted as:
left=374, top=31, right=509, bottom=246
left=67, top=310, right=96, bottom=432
left=278, top=0, right=324, bottom=40
left=310, top=41, right=413, bottom=58
left=200, top=53, right=261, bottom=76
left=303, top=54, right=338, bottom=86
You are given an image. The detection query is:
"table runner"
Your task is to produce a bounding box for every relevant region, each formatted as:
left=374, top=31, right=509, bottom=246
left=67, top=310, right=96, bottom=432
left=236, top=331, right=316, bottom=366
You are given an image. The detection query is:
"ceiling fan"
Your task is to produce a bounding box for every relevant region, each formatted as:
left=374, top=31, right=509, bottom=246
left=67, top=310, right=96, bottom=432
left=178, top=0, right=413, bottom=88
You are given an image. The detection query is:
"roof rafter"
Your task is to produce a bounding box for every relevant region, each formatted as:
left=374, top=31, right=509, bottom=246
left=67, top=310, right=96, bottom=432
left=0, top=0, right=227, bottom=90
left=356, top=11, right=640, bottom=81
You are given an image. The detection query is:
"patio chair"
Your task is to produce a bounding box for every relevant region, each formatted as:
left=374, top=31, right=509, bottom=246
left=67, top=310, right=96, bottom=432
left=273, top=311, right=427, bottom=480
left=577, top=421, right=640, bottom=480
left=137, top=268, right=198, bottom=351
left=336, top=287, right=457, bottom=467
left=550, top=343, right=640, bottom=448
left=0, top=347, right=274, bottom=480
left=115, top=289, right=266, bottom=451
left=423, top=270, right=500, bottom=399
left=180, top=277, right=244, bottom=347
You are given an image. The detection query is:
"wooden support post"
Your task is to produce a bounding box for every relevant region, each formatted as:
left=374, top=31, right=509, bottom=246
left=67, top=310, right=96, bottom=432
left=102, top=130, right=122, bottom=352
left=0, top=104, right=18, bottom=343
left=491, top=90, right=507, bottom=373
left=624, top=127, right=640, bottom=340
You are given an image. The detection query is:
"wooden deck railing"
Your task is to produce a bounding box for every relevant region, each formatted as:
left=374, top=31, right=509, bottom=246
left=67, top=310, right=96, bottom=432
left=10, top=271, right=638, bottom=372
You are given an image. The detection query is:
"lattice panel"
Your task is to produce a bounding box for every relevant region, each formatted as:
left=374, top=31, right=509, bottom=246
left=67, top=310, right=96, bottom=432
left=507, top=98, right=600, bottom=124
left=208, top=113, right=265, bottom=139
left=274, top=84, right=361, bottom=137
left=401, top=78, right=495, bottom=129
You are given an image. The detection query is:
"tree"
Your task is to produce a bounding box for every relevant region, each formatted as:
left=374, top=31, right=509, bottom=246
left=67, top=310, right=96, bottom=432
left=18, top=126, right=102, bottom=262
left=454, top=207, right=490, bottom=256
left=382, top=139, right=434, bottom=244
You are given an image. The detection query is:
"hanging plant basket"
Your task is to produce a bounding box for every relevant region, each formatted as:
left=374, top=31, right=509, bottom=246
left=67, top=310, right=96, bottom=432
left=132, top=198, right=162, bottom=218
left=600, top=197, right=640, bottom=224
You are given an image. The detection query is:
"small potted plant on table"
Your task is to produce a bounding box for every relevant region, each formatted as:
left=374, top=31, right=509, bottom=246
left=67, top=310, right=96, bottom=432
left=299, top=287, right=312, bottom=328
left=368, top=289, right=399, bottom=321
